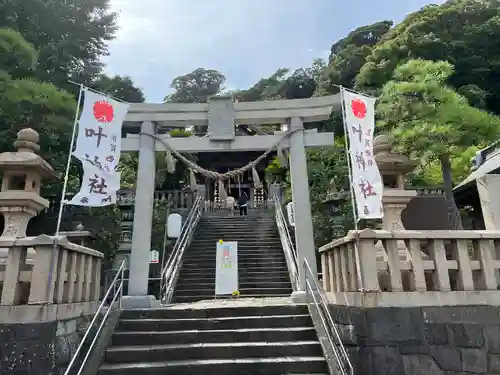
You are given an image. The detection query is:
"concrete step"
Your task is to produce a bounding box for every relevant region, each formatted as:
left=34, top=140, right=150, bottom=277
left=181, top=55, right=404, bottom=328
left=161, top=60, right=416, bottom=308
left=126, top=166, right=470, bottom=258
left=175, top=281, right=291, bottom=290
left=190, top=239, right=281, bottom=244
left=183, top=251, right=286, bottom=259
left=117, top=314, right=310, bottom=332
left=173, top=294, right=291, bottom=303
left=105, top=341, right=322, bottom=364
left=111, top=326, right=317, bottom=346
left=178, top=266, right=290, bottom=275
left=175, top=287, right=292, bottom=298
left=182, top=260, right=286, bottom=269
left=196, top=226, right=278, bottom=230
left=176, top=273, right=290, bottom=283
left=182, top=259, right=286, bottom=268
left=120, top=305, right=308, bottom=320
left=99, top=356, right=328, bottom=375
left=193, top=236, right=279, bottom=242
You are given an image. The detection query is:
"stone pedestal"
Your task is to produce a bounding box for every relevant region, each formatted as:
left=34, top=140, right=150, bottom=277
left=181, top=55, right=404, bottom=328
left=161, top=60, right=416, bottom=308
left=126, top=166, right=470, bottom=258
left=372, top=135, right=426, bottom=264
left=58, top=223, right=95, bottom=247
left=377, top=189, right=418, bottom=261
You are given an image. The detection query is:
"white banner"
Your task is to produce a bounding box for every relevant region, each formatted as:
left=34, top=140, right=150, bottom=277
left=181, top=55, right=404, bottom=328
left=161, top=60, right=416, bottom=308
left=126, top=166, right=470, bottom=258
left=343, top=88, right=384, bottom=220
left=66, top=161, right=120, bottom=207
left=215, top=241, right=238, bottom=295
left=73, top=89, right=129, bottom=172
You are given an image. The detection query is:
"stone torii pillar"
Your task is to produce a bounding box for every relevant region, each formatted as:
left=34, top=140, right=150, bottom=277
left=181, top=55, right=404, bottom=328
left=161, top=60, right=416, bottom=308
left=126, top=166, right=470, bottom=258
left=121, top=95, right=339, bottom=307
left=123, top=121, right=157, bottom=307
left=289, top=117, right=317, bottom=298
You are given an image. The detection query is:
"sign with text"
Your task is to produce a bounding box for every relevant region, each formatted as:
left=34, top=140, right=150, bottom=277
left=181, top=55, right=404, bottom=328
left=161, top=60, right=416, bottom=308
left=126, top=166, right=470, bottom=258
left=286, top=202, right=296, bottom=227
left=167, top=213, right=182, bottom=238
left=73, top=89, right=129, bottom=172
left=215, top=241, right=238, bottom=296
left=149, top=250, right=160, bottom=264
left=343, top=88, right=384, bottom=220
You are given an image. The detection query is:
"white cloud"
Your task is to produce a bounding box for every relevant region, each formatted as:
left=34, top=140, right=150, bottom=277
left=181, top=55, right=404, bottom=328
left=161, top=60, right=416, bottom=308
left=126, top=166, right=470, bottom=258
left=104, top=0, right=443, bottom=102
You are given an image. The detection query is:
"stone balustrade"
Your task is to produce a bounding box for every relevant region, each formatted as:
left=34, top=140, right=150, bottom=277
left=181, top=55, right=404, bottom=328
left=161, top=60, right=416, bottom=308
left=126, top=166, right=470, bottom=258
left=320, top=229, right=500, bottom=294
left=0, top=234, right=103, bottom=305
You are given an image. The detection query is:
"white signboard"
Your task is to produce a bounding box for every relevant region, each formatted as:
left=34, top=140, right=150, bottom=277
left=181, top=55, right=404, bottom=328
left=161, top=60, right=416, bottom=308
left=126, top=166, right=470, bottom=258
left=167, top=213, right=182, bottom=238
left=66, top=161, right=120, bottom=207
left=286, top=202, right=295, bottom=227
left=342, top=88, right=384, bottom=220
left=73, top=89, right=129, bottom=172
left=215, top=241, right=238, bottom=295
left=149, top=250, right=159, bottom=264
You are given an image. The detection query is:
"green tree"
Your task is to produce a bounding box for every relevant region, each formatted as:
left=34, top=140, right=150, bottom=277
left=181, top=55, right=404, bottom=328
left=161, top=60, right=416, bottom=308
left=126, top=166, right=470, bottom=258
left=0, top=28, right=37, bottom=76
left=0, top=77, right=76, bottom=191
left=165, top=68, right=226, bottom=103
left=377, top=59, right=500, bottom=228
left=317, top=20, right=393, bottom=95
left=92, top=75, right=146, bottom=103
left=0, top=0, right=117, bottom=86
left=356, top=0, right=500, bottom=114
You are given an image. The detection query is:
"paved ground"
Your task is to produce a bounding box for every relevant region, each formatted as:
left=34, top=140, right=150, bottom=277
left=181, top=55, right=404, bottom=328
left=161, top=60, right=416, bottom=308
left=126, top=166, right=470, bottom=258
left=162, top=297, right=296, bottom=310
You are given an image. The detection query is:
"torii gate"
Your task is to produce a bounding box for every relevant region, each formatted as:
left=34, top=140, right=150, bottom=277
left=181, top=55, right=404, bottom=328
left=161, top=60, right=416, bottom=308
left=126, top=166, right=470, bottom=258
left=121, top=95, right=340, bottom=307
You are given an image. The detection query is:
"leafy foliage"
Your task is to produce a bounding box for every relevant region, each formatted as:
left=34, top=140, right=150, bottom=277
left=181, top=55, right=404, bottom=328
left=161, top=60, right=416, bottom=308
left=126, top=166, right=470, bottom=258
left=377, top=59, right=500, bottom=228
left=356, top=0, right=500, bottom=114
left=0, top=0, right=117, bottom=86
left=93, top=75, right=146, bottom=103
left=165, top=68, right=226, bottom=103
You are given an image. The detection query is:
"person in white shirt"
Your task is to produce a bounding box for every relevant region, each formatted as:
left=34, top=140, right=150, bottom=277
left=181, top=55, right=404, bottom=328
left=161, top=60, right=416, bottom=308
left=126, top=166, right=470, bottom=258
left=226, top=195, right=236, bottom=216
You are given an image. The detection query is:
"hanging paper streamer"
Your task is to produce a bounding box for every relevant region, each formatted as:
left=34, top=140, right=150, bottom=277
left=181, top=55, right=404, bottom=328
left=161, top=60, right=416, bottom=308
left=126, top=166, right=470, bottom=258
left=189, top=169, right=198, bottom=192
left=277, top=146, right=288, bottom=168
left=165, top=150, right=176, bottom=173
left=218, top=179, right=228, bottom=202
left=252, top=166, right=263, bottom=189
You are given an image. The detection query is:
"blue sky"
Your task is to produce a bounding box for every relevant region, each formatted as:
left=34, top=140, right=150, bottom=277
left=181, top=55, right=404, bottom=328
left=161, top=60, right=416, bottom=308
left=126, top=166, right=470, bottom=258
left=105, top=0, right=444, bottom=102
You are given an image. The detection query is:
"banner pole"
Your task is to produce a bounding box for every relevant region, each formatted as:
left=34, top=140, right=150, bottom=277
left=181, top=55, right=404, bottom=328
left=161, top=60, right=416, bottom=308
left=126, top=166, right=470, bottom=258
left=45, top=85, right=84, bottom=304
left=54, top=85, right=84, bottom=236
left=340, top=87, right=364, bottom=291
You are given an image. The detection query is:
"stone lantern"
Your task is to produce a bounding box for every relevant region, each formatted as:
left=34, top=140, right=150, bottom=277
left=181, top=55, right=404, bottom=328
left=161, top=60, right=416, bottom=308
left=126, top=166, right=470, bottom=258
left=373, top=134, right=422, bottom=261
left=0, top=128, right=56, bottom=238
left=322, top=179, right=348, bottom=238
left=114, top=189, right=135, bottom=270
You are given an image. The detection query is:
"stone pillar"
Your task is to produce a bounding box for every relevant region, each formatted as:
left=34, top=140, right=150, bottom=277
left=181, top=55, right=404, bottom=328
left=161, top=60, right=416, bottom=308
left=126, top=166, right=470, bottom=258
left=477, top=174, right=500, bottom=230
left=126, top=121, right=157, bottom=306
left=269, top=183, right=283, bottom=204
left=114, top=189, right=135, bottom=269
left=288, top=116, right=317, bottom=296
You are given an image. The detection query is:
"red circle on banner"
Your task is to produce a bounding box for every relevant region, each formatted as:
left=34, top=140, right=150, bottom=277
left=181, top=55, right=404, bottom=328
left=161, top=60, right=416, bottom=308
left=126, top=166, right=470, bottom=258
left=93, top=101, right=114, bottom=123
left=351, top=99, right=367, bottom=119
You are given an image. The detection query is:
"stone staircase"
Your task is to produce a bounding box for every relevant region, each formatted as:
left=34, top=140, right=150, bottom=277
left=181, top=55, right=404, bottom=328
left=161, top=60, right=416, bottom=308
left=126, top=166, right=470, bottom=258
left=98, top=301, right=328, bottom=374
left=173, top=212, right=293, bottom=303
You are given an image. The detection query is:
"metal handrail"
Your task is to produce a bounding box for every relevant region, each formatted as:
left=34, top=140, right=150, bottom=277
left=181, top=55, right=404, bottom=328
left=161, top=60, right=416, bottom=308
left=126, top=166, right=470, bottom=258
left=64, top=261, right=125, bottom=375
left=160, top=195, right=203, bottom=304
left=272, top=194, right=299, bottom=290
left=304, top=259, right=353, bottom=375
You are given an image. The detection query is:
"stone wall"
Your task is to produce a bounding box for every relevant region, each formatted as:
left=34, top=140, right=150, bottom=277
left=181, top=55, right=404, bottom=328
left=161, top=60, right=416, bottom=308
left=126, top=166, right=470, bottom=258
left=0, top=304, right=97, bottom=375
left=331, top=305, right=500, bottom=375
left=0, top=316, right=91, bottom=375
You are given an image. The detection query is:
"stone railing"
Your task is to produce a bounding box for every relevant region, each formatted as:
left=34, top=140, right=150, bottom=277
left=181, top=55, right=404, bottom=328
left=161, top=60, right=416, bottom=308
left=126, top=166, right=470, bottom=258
left=0, top=235, right=103, bottom=305
left=319, top=229, right=500, bottom=294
